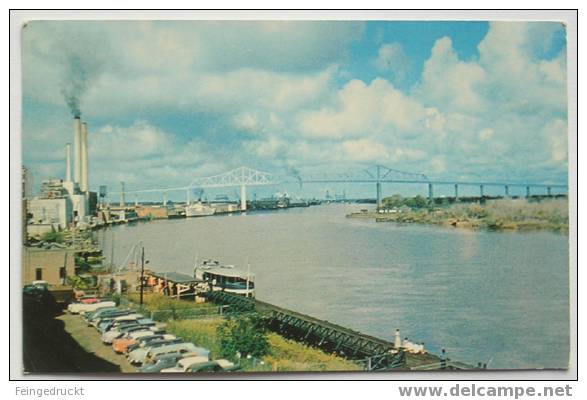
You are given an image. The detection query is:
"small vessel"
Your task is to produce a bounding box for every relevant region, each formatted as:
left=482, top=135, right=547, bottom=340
left=194, top=259, right=255, bottom=297
left=185, top=202, right=215, bottom=217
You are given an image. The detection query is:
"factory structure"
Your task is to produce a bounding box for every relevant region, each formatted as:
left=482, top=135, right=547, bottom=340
left=26, top=116, right=97, bottom=236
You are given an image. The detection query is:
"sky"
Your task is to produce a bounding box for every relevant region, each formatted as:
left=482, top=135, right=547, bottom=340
left=21, top=20, right=568, bottom=200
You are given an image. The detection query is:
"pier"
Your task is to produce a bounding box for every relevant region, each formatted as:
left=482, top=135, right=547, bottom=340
left=204, top=291, right=469, bottom=371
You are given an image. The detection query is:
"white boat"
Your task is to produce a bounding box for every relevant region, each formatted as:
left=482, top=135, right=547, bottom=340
left=195, top=259, right=255, bottom=297
left=185, top=202, right=215, bottom=217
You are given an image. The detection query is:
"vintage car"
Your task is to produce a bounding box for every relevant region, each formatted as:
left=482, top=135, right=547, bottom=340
left=83, top=307, right=119, bottom=324
left=89, top=310, right=134, bottom=327
left=78, top=296, right=100, bottom=304
left=68, top=300, right=116, bottom=314
left=125, top=334, right=176, bottom=354
left=112, top=330, right=157, bottom=353
left=138, top=353, right=191, bottom=373
left=160, top=356, right=210, bottom=373
left=145, top=343, right=209, bottom=365
left=98, top=315, right=149, bottom=334
left=187, top=359, right=241, bottom=372
left=127, top=339, right=185, bottom=365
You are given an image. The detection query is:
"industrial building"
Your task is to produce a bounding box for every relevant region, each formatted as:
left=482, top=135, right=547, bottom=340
left=27, top=197, right=72, bottom=231
left=25, top=115, right=97, bottom=236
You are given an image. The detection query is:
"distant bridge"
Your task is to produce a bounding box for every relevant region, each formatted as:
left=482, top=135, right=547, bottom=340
left=108, top=165, right=568, bottom=210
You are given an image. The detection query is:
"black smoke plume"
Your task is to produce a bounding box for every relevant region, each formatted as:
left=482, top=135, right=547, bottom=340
left=61, top=54, right=89, bottom=118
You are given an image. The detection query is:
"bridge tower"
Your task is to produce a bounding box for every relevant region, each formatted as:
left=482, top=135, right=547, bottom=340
left=376, top=165, right=382, bottom=209
left=240, top=184, right=247, bottom=211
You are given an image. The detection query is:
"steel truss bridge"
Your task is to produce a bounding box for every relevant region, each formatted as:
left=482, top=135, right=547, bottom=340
left=109, top=165, right=568, bottom=210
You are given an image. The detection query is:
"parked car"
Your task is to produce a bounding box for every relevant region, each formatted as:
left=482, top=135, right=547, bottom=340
left=126, top=334, right=176, bottom=354
left=138, top=353, right=188, bottom=373
left=127, top=339, right=185, bottom=365
left=145, top=343, right=209, bottom=365
left=99, top=316, right=151, bottom=334
left=68, top=300, right=116, bottom=314
left=78, top=296, right=100, bottom=304
left=102, top=324, right=156, bottom=344
left=83, top=307, right=119, bottom=324
left=112, top=330, right=157, bottom=353
left=31, top=280, right=49, bottom=290
left=160, top=356, right=210, bottom=373
left=99, top=319, right=140, bottom=334
left=90, top=310, right=134, bottom=327
left=187, top=359, right=241, bottom=373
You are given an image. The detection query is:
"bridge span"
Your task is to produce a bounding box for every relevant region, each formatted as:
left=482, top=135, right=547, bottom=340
left=107, top=165, right=568, bottom=210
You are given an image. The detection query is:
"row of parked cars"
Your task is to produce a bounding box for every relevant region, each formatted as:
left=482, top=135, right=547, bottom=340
left=69, top=298, right=241, bottom=373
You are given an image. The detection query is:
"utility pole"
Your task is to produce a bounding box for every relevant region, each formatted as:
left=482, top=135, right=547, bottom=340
left=110, top=230, right=115, bottom=272
left=140, top=246, right=145, bottom=307
left=246, top=261, right=251, bottom=298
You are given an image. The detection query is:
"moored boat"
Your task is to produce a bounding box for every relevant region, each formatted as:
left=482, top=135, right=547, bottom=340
left=185, top=202, right=215, bottom=217
left=194, top=259, right=255, bottom=297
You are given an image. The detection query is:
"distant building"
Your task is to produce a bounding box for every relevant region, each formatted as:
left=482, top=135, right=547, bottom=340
left=40, top=179, right=69, bottom=199
left=88, top=191, right=98, bottom=215
left=27, top=197, right=72, bottom=230
left=22, top=248, right=75, bottom=286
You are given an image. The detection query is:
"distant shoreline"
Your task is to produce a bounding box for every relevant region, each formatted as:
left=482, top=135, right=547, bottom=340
left=347, top=198, right=569, bottom=234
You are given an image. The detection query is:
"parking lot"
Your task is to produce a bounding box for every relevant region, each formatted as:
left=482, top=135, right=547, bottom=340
left=58, top=312, right=137, bottom=373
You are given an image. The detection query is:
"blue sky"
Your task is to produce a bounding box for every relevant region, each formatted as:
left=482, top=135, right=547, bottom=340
left=21, top=20, right=568, bottom=200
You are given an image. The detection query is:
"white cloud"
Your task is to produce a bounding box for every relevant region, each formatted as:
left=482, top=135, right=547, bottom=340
left=341, top=139, right=389, bottom=162
left=232, top=113, right=261, bottom=133
left=22, top=21, right=361, bottom=117
left=373, top=42, right=410, bottom=84
left=477, top=22, right=567, bottom=114
left=415, top=37, right=486, bottom=113
left=298, top=78, right=426, bottom=139
left=91, top=121, right=172, bottom=161
left=21, top=21, right=568, bottom=189
left=543, top=119, right=568, bottom=163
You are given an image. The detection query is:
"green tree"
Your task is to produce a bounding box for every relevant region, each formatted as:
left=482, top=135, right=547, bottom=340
left=217, top=313, right=269, bottom=360
left=66, top=275, right=90, bottom=290
left=382, top=194, right=404, bottom=209
left=406, top=195, right=429, bottom=209
left=41, top=231, right=64, bottom=243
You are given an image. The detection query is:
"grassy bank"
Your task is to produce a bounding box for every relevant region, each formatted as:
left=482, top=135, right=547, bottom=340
left=350, top=198, right=568, bottom=233
left=126, top=293, right=361, bottom=371
left=166, top=318, right=362, bottom=372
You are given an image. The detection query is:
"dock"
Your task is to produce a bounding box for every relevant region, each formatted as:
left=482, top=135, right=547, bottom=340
left=132, top=272, right=477, bottom=371
left=203, top=291, right=469, bottom=371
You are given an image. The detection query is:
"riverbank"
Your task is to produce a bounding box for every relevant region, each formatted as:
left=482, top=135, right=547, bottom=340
left=127, top=293, right=362, bottom=372
left=348, top=198, right=568, bottom=233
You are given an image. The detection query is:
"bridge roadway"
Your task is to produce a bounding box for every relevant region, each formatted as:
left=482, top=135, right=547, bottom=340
left=205, top=291, right=466, bottom=370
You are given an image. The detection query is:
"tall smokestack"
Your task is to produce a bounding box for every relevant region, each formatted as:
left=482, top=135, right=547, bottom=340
left=81, top=122, right=89, bottom=193
left=65, top=143, right=72, bottom=182
left=73, top=116, right=82, bottom=184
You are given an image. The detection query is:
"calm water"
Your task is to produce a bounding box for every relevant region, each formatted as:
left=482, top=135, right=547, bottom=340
left=99, top=204, right=569, bottom=369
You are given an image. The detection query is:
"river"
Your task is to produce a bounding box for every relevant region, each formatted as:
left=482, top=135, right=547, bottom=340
left=98, top=203, right=569, bottom=369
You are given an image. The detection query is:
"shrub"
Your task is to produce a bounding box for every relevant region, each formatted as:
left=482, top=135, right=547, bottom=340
left=217, top=313, right=269, bottom=360
left=41, top=231, right=64, bottom=243
left=65, top=275, right=90, bottom=290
